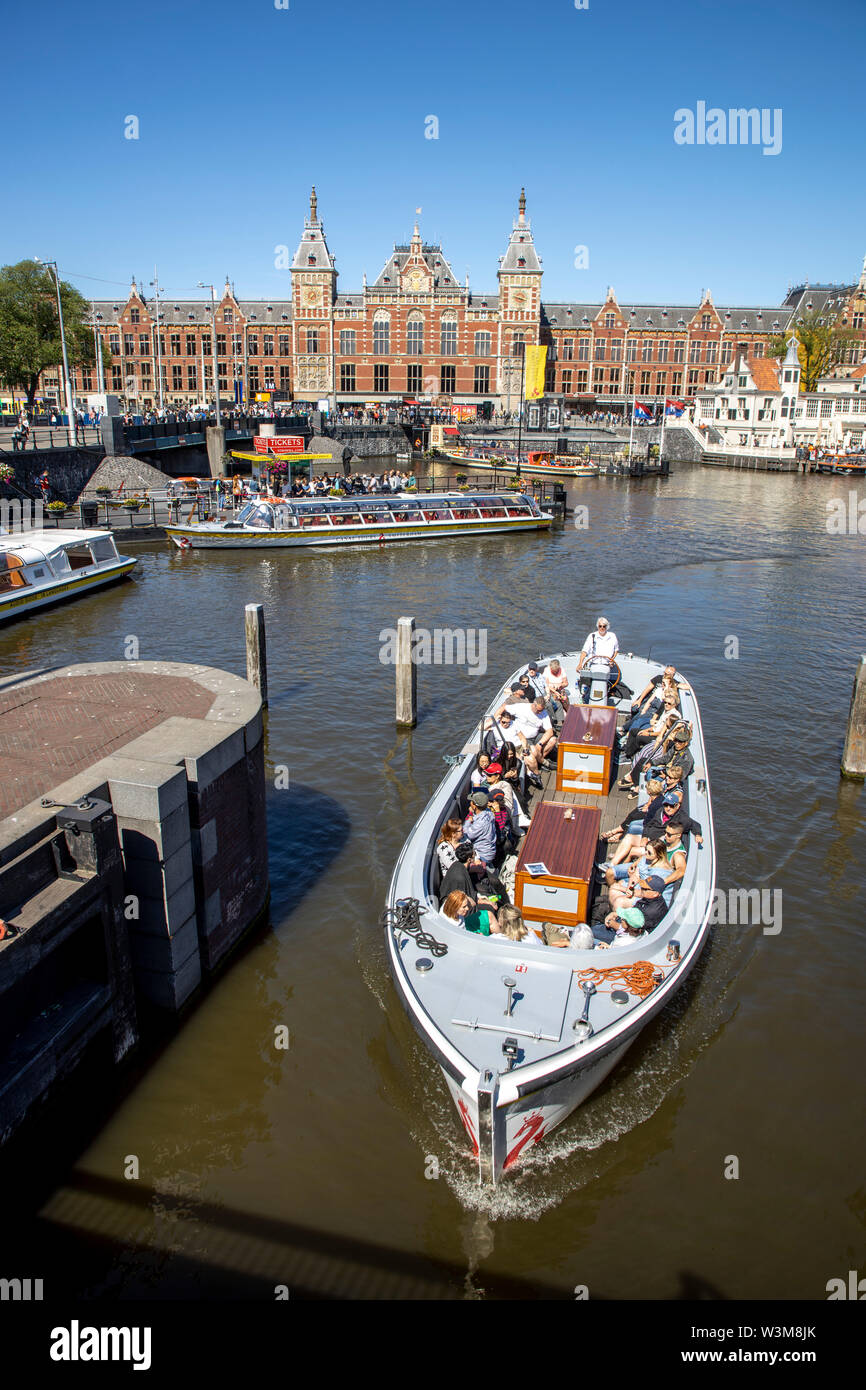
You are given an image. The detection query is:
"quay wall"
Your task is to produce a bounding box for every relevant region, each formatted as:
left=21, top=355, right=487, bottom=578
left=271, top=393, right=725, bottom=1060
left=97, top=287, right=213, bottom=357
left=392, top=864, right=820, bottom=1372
left=0, top=661, right=269, bottom=1144
left=0, top=447, right=105, bottom=502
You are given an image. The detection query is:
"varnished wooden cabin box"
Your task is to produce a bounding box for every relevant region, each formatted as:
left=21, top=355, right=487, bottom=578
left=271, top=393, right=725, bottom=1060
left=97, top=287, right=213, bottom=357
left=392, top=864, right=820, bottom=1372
left=556, top=704, right=617, bottom=796
left=514, top=802, right=601, bottom=928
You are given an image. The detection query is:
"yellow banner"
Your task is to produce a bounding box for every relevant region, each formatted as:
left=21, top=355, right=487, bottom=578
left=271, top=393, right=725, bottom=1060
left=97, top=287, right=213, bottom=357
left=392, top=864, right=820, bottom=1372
left=524, top=344, right=547, bottom=400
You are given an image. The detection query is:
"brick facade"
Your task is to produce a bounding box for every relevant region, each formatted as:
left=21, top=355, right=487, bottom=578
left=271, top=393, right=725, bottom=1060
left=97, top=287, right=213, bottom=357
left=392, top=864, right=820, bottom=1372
left=69, top=192, right=866, bottom=415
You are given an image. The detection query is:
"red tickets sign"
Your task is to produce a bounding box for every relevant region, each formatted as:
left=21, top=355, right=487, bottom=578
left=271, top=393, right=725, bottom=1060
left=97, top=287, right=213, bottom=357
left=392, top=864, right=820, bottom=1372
left=254, top=435, right=304, bottom=454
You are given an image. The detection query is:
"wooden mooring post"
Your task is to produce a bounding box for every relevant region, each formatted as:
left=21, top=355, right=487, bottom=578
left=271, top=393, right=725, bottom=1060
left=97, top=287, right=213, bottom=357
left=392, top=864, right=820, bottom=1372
left=395, top=615, right=417, bottom=728
left=841, top=655, right=866, bottom=780
left=245, top=603, right=268, bottom=707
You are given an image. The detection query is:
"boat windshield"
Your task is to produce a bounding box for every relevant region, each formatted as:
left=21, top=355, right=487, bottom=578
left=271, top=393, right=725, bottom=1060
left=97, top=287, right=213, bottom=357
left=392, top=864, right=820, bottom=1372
left=242, top=502, right=275, bottom=529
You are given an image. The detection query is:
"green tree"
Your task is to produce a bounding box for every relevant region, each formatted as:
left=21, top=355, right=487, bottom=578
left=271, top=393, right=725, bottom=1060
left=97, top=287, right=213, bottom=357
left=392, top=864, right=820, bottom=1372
left=768, top=310, right=856, bottom=392
left=0, top=261, right=98, bottom=413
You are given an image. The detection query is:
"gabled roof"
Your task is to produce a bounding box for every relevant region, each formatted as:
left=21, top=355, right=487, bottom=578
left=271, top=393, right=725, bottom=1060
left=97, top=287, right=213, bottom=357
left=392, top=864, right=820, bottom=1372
left=747, top=355, right=780, bottom=390
left=370, top=242, right=462, bottom=290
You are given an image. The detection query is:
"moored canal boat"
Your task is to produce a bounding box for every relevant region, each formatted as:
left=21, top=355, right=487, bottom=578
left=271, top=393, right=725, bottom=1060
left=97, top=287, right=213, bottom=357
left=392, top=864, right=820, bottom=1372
left=383, top=650, right=715, bottom=1184
left=441, top=446, right=598, bottom=479
left=0, top=529, right=137, bottom=623
left=165, top=491, right=552, bottom=549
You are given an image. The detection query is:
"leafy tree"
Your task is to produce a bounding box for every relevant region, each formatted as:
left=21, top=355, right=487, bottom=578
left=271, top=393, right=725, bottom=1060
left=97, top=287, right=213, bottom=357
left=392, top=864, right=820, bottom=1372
left=768, top=310, right=856, bottom=392
left=0, top=261, right=98, bottom=412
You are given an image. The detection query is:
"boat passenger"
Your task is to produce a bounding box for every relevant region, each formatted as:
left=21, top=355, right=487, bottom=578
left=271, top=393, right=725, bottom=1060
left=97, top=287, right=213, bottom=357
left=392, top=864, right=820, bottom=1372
left=653, top=727, right=695, bottom=784
left=618, top=711, right=682, bottom=792
left=606, top=837, right=669, bottom=912
left=659, top=825, right=688, bottom=895
left=462, top=791, right=498, bottom=867
left=440, top=841, right=497, bottom=904
left=630, top=664, right=690, bottom=712
left=436, top=817, right=466, bottom=874
left=490, top=906, right=543, bottom=947
left=622, top=688, right=682, bottom=760
left=595, top=906, right=646, bottom=949
left=543, top=658, right=570, bottom=714
left=493, top=695, right=546, bottom=781
left=488, top=790, right=518, bottom=859
left=631, top=875, right=673, bottom=931
left=441, top=890, right=500, bottom=936
left=522, top=660, right=548, bottom=703
left=470, top=752, right=492, bottom=790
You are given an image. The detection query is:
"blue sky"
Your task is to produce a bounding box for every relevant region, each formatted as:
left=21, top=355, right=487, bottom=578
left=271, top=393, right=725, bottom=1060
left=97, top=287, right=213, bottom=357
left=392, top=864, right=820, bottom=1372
left=2, top=0, right=863, bottom=308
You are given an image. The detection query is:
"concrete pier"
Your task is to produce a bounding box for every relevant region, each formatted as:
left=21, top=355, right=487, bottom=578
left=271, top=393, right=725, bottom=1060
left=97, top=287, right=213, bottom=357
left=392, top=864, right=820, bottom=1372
left=0, top=661, right=269, bottom=1144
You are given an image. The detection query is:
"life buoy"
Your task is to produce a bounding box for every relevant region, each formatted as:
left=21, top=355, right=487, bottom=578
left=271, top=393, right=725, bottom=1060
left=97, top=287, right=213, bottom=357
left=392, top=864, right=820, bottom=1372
left=177, top=536, right=192, bottom=551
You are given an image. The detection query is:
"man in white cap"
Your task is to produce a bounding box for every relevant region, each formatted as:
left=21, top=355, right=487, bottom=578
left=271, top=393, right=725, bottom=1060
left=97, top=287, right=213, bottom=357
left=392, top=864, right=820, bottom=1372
left=576, top=616, right=619, bottom=702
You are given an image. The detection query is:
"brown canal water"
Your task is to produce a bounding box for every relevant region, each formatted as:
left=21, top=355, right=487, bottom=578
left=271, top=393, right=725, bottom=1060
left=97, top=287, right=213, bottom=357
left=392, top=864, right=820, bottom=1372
left=1, top=463, right=864, bottom=1300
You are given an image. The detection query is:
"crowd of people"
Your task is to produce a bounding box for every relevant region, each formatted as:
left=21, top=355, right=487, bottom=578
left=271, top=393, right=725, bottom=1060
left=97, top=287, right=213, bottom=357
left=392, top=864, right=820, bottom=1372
left=432, top=634, right=700, bottom=952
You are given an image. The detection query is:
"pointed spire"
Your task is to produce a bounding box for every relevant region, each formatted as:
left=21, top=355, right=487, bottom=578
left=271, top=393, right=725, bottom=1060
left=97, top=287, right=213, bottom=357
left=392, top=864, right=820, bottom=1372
left=606, top=285, right=616, bottom=302
left=310, top=185, right=318, bottom=224
left=859, top=253, right=866, bottom=291
left=518, top=187, right=526, bottom=224
left=130, top=275, right=137, bottom=294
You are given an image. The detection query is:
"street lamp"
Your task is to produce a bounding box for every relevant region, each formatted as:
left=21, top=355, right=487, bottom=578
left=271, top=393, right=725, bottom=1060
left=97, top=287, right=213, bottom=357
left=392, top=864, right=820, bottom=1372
left=197, top=282, right=222, bottom=427
left=35, top=257, right=76, bottom=446
left=149, top=267, right=165, bottom=413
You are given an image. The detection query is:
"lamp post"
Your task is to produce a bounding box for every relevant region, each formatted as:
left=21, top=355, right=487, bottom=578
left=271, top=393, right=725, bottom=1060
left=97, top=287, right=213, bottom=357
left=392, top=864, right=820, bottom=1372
left=36, top=258, right=76, bottom=446
left=150, top=268, right=165, bottom=413
left=197, top=282, right=222, bottom=426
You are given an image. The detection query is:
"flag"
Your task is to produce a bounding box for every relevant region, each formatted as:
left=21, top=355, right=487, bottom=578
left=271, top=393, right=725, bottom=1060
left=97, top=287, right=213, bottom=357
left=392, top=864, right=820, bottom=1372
left=524, top=345, right=547, bottom=400
left=665, top=399, right=685, bottom=416
left=415, top=206, right=422, bottom=215
left=633, top=402, right=652, bottom=420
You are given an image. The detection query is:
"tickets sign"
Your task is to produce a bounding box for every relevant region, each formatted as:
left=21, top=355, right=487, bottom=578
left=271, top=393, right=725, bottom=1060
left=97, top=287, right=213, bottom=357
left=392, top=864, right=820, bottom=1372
left=254, top=435, right=304, bottom=454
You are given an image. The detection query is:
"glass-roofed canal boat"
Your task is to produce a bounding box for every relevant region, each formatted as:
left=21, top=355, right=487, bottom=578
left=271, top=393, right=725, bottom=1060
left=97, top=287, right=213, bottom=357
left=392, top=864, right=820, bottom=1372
left=0, top=529, right=137, bottom=623
left=165, top=491, right=552, bottom=549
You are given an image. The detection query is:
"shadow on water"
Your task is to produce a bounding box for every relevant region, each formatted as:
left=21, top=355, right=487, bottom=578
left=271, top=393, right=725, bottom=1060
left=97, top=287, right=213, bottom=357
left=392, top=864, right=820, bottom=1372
left=1, top=784, right=351, bottom=1231
left=265, top=784, right=351, bottom=923
left=10, top=1168, right=731, bottom=1300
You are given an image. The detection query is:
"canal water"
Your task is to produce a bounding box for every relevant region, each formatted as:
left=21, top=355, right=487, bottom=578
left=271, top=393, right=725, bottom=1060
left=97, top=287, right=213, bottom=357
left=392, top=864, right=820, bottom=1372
left=2, top=463, right=864, bottom=1300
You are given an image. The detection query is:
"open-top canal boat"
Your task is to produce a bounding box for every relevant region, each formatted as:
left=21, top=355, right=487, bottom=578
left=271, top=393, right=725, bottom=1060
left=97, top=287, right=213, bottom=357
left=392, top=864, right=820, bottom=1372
left=441, top=446, right=598, bottom=478
left=165, top=491, right=552, bottom=549
left=0, top=529, right=137, bottom=622
left=383, top=650, right=715, bottom=1183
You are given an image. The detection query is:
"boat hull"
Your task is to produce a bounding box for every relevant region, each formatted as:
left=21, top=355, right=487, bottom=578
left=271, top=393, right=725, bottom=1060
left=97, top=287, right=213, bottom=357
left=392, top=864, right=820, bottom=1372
left=0, top=560, right=137, bottom=623
left=166, top=517, right=551, bottom=549
left=441, top=451, right=597, bottom=479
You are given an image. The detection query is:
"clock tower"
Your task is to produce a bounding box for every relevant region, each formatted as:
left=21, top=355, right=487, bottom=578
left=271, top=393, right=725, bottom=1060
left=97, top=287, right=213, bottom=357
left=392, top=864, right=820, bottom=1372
left=497, top=188, right=543, bottom=410
left=291, top=186, right=337, bottom=404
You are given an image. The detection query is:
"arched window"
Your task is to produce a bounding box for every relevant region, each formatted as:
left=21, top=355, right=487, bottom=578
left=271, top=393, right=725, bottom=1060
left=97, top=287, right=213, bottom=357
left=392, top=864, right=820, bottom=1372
left=407, top=314, right=424, bottom=355
left=373, top=312, right=390, bottom=354
left=440, top=314, right=457, bottom=355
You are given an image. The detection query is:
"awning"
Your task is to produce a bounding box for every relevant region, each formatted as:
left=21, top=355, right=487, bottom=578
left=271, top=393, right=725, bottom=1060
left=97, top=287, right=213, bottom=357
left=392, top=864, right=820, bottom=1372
left=444, top=426, right=459, bottom=435
left=403, top=397, right=420, bottom=405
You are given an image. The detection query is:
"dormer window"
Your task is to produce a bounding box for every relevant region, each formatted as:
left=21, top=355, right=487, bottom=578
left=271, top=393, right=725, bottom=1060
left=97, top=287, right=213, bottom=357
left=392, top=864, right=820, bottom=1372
left=308, top=255, right=316, bottom=265
left=662, top=310, right=668, bottom=318
left=519, top=236, right=525, bottom=243
left=517, top=257, right=525, bottom=267
left=281, top=313, right=288, bottom=320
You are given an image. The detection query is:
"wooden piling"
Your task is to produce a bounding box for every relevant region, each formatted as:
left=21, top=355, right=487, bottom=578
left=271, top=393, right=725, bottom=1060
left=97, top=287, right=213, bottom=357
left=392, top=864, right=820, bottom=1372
left=395, top=615, right=417, bottom=728
left=841, top=655, right=866, bottom=780
left=245, top=603, right=268, bottom=707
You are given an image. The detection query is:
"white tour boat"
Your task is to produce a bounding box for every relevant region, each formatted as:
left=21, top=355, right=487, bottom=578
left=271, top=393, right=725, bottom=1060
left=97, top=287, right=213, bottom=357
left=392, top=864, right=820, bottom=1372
left=0, top=529, right=137, bottom=623
left=383, top=650, right=715, bottom=1184
left=165, top=491, right=552, bottom=550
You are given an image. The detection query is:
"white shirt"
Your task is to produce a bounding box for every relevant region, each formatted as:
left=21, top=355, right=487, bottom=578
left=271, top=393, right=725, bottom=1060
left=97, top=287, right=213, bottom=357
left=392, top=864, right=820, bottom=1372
left=582, top=629, right=619, bottom=660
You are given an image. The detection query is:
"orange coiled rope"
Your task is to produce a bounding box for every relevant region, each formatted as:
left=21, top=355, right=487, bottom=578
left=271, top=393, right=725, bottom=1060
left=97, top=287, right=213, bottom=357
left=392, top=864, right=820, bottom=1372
left=574, top=960, right=669, bottom=999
